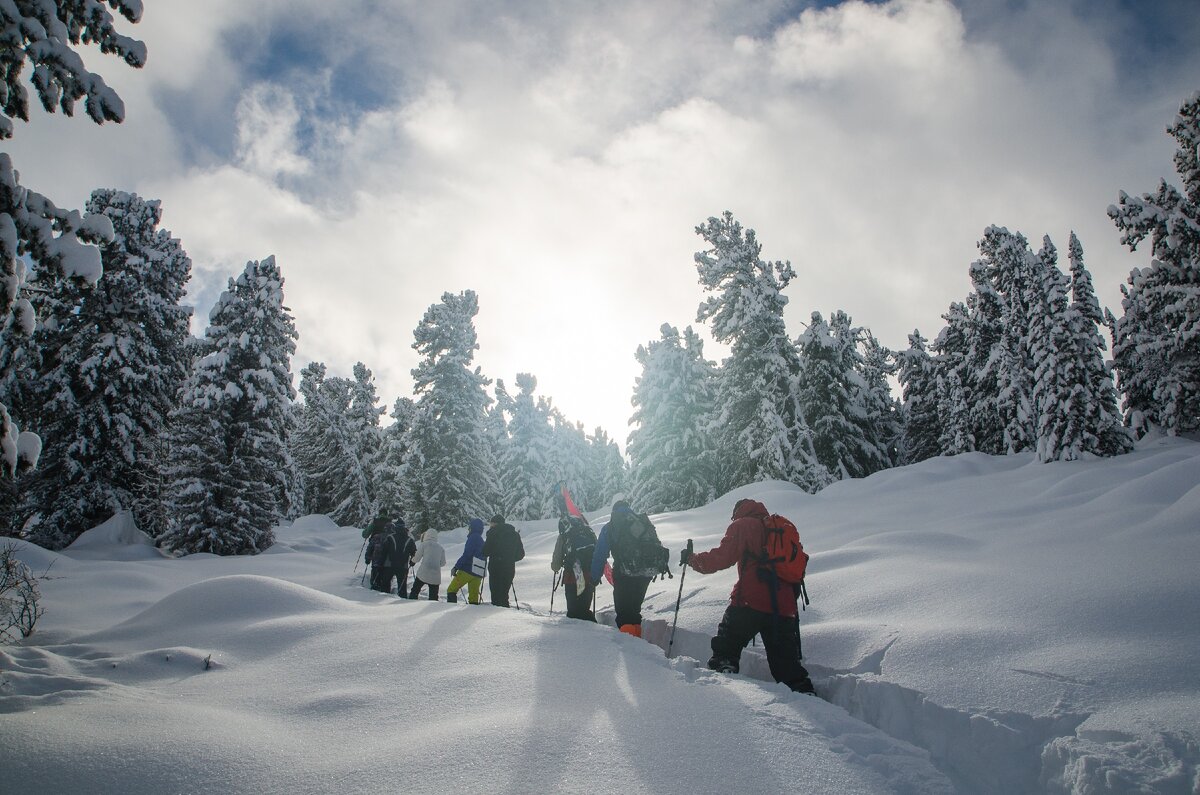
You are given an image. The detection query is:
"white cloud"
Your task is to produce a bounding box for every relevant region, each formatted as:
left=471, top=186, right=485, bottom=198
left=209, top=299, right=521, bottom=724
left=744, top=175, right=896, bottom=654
left=7, top=0, right=1199, bottom=444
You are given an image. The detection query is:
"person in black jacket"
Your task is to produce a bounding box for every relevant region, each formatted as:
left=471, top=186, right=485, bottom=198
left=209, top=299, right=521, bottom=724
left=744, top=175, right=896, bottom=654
left=372, top=517, right=416, bottom=595
left=481, top=514, right=524, bottom=607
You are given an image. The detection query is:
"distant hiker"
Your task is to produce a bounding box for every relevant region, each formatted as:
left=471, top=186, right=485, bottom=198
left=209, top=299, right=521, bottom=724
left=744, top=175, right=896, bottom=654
left=364, top=519, right=386, bottom=587
left=591, top=500, right=670, bottom=637
left=373, top=517, right=416, bottom=595
left=682, top=498, right=815, bottom=695
left=552, top=515, right=597, bottom=621
left=446, top=518, right=487, bottom=604
left=481, top=514, right=525, bottom=608
left=409, top=528, right=446, bottom=600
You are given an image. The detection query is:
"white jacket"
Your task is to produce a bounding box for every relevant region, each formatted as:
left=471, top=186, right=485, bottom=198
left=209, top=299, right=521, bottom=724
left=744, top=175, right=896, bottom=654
left=411, top=530, right=447, bottom=585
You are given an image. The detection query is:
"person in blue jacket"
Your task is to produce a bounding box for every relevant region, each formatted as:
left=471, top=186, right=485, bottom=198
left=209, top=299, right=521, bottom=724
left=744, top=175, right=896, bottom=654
left=446, top=518, right=487, bottom=604
left=591, top=500, right=665, bottom=637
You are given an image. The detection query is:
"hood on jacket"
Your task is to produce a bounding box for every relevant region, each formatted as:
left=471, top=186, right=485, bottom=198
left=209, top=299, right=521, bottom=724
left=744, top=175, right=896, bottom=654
left=731, top=498, right=769, bottom=521
left=423, top=529, right=439, bottom=542
left=468, top=518, right=484, bottom=535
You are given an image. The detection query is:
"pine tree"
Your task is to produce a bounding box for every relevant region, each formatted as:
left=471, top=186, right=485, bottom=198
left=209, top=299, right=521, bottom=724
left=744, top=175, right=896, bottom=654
left=1, top=1, right=146, bottom=479
left=627, top=323, right=719, bottom=512
left=17, top=190, right=191, bottom=548
left=589, top=427, right=628, bottom=510
left=161, top=256, right=297, bottom=555
left=292, top=362, right=375, bottom=527
left=1108, top=92, right=1200, bottom=435
left=796, top=311, right=864, bottom=480
left=401, top=290, right=497, bottom=530
left=694, top=212, right=828, bottom=493
left=898, top=330, right=941, bottom=463
left=857, top=326, right=902, bottom=471
left=496, top=373, right=556, bottom=521
left=372, top=396, right=415, bottom=522
left=931, top=301, right=975, bottom=454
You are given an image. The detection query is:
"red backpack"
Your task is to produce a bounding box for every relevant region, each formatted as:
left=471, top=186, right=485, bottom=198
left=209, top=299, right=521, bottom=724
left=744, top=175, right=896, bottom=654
left=760, top=514, right=809, bottom=585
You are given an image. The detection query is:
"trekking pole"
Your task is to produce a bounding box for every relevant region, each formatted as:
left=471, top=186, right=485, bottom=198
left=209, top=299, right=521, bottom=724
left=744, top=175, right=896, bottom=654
left=511, top=581, right=520, bottom=611
left=353, top=537, right=367, bottom=574
left=550, top=571, right=561, bottom=614
left=666, top=540, right=693, bottom=659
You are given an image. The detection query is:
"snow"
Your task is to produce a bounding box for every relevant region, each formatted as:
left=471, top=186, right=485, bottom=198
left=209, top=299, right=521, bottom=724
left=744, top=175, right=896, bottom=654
left=3, top=440, right=1199, bottom=793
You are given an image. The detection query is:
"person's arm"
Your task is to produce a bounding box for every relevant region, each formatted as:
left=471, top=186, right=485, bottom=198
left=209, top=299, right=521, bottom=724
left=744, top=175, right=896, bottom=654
left=551, top=534, right=565, bottom=572
left=590, top=525, right=611, bottom=583
left=688, top=523, right=744, bottom=574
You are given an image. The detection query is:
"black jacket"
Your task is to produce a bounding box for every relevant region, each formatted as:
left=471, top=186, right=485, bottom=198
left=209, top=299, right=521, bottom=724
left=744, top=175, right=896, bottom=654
left=482, top=523, right=525, bottom=570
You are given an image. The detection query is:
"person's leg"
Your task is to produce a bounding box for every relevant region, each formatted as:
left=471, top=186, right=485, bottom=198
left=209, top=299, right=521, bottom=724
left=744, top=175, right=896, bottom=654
left=708, top=606, right=759, bottom=673
left=445, top=570, right=471, bottom=603
left=466, top=574, right=483, bottom=604
left=761, top=614, right=815, bottom=694
left=429, top=583, right=440, bottom=601
left=489, top=569, right=512, bottom=607
left=408, top=577, right=423, bottom=600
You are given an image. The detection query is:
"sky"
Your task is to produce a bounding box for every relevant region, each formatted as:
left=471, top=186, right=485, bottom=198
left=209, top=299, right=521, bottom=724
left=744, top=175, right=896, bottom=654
left=6, top=0, right=1200, bottom=442
left=5, top=436, right=1199, bottom=792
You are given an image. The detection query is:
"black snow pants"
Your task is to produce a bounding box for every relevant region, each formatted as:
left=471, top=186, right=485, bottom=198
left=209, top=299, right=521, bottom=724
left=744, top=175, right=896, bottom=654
left=563, top=579, right=596, bottom=621
left=408, top=578, right=439, bottom=601
left=488, top=561, right=515, bottom=607
left=708, top=605, right=814, bottom=694
left=611, top=572, right=652, bottom=628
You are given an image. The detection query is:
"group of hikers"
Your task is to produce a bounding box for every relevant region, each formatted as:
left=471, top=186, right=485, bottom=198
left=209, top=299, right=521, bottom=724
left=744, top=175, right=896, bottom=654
left=360, top=497, right=815, bottom=695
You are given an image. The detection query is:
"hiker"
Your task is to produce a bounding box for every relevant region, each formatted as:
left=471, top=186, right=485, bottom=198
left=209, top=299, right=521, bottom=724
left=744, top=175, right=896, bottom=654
left=682, top=498, right=815, bottom=695
left=409, top=528, right=446, bottom=600
left=591, top=499, right=669, bottom=638
left=364, top=518, right=386, bottom=587
left=551, top=515, right=597, bottom=621
left=446, top=518, right=487, bottom=604
left=373, top=517, right=416, bottom=595
left=481, top=514, right=525, bottom=608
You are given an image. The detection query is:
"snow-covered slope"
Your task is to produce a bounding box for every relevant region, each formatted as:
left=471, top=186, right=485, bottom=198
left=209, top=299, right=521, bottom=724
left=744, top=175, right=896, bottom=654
left=2, top=438, right=1198, bottom=794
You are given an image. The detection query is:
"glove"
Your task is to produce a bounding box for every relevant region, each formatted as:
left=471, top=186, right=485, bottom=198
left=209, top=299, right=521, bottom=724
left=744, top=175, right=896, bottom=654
left=679, top=539, right=693, bottom=567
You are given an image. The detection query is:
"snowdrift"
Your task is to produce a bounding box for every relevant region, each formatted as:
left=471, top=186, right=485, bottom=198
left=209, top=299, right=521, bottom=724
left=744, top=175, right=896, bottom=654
left=2, top=438, right=1198, bottom=794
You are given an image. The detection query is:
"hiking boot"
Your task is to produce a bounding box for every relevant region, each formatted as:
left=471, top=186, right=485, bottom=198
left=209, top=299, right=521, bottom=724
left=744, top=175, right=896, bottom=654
left=707, top=657, right=739, bottom=674
left=791, top=678, right=816, bottom=695
left=618, top=623, right=643, bottom=638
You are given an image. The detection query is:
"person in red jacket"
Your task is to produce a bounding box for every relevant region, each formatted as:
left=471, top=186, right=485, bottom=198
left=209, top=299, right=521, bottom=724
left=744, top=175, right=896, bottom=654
left=683, top=498, right=815, bottom=695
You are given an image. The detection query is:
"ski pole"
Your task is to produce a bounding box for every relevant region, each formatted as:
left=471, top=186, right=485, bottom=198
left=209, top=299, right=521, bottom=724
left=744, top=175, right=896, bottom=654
left=550, top=571, right=561, bottom=614
left=667, top=540, right=693, bottom=659
left=354, top=536, right=367, bottom=574
left=511, top=581, right=520, bottom=611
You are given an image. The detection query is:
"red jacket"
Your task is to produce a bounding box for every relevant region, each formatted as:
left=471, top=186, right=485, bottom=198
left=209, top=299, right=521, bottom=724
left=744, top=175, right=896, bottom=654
left=687, top=499, right=798, bottom=618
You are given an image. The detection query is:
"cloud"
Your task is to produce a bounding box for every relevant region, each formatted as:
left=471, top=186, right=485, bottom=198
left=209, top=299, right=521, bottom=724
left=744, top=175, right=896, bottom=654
left=7, top=0, right=1199, bottom=444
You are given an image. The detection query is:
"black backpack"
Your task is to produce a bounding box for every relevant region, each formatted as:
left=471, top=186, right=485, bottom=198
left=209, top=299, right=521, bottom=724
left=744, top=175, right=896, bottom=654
left=610, top=512, right=669, bottom=578
left=562, top=520, right=597, bottom=573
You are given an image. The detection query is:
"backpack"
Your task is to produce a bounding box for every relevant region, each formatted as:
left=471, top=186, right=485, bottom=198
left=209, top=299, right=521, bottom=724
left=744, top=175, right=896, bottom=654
left=509, top=528, right=525, bottom=562
left=610, top=512, right=670, bottom=578
left=370, top=534, right=390, bottom=568
left=562, top=520, right=597, bottom=573
left=758, top=514, right=809, bottom=586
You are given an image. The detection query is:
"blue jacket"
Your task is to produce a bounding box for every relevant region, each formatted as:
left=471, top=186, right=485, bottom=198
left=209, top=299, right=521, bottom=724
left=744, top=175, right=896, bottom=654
left=590, top=504, right=634, bottom=582
left=453, top=519, right=487, bottom=575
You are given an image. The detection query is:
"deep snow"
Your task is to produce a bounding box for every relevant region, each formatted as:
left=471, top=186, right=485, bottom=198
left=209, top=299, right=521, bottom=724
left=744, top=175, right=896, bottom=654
left=2, top=437, right=1198, bottom=794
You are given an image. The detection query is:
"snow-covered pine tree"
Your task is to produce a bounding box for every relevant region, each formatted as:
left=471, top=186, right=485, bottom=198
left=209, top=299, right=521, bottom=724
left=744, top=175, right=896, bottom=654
left=0, top=1, right=146, bottom=479
left=694, top=212, right=828, bottom=493
left=161, top=256, right=297, bottom=556
left=550, top=413, right=591, bottom=513
left=627, top=323, right=720, bottom=513
left=796, top=311, right=866, bottom=480
left=292, top=362, right=375, bottom=527
left=401, top=290, right=497, bottom=530
left=932, top=302, right=976, bottom=455
left=372, top=396, right=416, bottom=522
left=588, top=427, right=627, bottom=511
left=857, top=326, right=902, bottom=471
left=970, top=226, right=1038, bottom=455
left=1108, top=92, right=1200, bottom=435
left=496, top=373, right=556, bottom=521
left=897, top=330, right=942, bottom=464
left=1030, top=234, right=1134, bottom=462
left=17, top=190, right=191, bottom=548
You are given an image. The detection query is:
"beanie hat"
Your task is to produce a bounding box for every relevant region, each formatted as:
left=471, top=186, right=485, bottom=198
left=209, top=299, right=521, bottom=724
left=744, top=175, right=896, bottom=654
left=489, top=514, right=505, bottom=525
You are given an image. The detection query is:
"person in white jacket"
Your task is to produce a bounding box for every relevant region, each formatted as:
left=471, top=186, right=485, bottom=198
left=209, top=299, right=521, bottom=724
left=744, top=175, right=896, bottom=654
left=408, top=529, right=447, bottom=600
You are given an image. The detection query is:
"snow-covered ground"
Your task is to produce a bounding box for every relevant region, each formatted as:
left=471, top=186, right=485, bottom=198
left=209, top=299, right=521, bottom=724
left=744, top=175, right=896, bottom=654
left=3, top=437, right=1198, bottom=794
